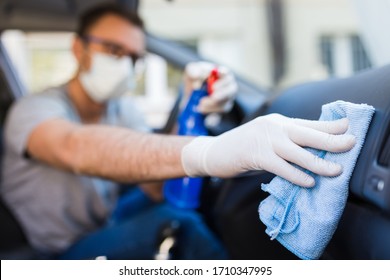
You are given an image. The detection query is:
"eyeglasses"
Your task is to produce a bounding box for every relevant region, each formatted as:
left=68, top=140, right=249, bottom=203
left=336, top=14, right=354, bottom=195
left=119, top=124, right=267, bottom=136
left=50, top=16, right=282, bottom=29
left=82, top=35, right=144, bottom=65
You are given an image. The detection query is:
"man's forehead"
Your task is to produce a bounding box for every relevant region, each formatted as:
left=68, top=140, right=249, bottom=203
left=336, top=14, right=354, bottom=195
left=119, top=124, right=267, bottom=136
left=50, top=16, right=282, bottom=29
left=87, top=14, right=146, bottom=51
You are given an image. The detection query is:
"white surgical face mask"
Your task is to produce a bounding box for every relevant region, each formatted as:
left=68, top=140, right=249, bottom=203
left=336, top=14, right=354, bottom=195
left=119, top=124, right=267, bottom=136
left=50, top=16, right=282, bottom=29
left=80, top=52, right=136, bottom=103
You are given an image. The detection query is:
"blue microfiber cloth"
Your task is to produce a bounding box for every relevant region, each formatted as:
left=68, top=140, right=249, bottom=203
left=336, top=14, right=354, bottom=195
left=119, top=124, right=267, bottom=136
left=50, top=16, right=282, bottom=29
left=258, top=100, right=375, bottom=260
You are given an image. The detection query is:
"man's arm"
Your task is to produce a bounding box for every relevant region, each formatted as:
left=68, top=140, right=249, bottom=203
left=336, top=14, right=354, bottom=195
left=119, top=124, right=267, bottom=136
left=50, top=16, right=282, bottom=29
left=27, top=118, right=192, bottom=182
left=27, top=114, right=356, bottom=187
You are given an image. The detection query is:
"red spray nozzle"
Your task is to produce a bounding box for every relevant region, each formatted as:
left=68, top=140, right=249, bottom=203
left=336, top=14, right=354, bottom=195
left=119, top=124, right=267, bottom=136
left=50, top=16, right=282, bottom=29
left=206, top=68, right=220, bottom=95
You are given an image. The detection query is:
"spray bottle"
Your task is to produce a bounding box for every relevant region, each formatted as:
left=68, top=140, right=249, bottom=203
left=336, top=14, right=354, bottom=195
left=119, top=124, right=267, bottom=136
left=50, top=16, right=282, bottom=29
left=164, top=69, right=219, bottom=209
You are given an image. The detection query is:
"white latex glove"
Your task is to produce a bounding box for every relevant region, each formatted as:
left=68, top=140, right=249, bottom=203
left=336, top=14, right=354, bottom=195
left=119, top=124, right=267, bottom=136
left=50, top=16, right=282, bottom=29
left=181, top=114, right=356, bottom=187
left=185, top=61, right=238, bottom=114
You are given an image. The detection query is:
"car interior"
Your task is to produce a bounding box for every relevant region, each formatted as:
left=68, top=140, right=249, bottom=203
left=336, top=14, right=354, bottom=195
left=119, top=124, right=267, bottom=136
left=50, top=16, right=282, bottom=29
left=1, top=0, right=390, bottom=260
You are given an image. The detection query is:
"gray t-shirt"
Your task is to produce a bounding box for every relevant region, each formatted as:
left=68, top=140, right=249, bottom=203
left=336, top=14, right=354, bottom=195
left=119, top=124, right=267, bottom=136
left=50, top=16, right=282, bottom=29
left=1, top=85, right=150, bottom=253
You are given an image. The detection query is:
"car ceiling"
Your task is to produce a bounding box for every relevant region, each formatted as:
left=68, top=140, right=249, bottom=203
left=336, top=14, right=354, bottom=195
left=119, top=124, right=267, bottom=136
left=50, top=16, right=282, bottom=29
left=0, top=0, right=139, bottom=32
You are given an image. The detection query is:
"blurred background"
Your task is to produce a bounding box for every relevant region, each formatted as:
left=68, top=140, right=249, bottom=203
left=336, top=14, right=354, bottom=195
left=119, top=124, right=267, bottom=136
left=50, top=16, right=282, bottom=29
left=0, top=0, right=386, bottom=127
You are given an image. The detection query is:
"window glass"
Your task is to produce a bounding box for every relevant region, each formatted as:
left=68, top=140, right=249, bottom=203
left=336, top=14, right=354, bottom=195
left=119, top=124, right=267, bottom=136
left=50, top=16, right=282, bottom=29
left=1, top=31, right=76, bottom=93
left=1, top=31, right=182, bottom=128
left=140, top=0, right=372, bottom=89
left=0, top=0, right=377, bottom=126
left=320, top=34, right=372, bottom=77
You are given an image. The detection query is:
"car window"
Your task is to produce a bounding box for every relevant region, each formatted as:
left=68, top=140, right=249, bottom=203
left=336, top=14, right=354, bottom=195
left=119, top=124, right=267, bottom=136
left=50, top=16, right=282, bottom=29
left=0, top=30, right=183, bottom=129
left=0, top=0, right=375, bottom=127
left=1, top=31, right=76, bottom=94
left=140, top=0, right=372, bottom=89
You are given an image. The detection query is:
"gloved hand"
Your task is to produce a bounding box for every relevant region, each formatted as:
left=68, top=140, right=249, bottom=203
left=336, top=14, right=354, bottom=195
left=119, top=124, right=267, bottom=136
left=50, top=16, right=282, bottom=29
left=181, top=114, right=356, bottom=187
left=184, top=61, right=238, bottom=114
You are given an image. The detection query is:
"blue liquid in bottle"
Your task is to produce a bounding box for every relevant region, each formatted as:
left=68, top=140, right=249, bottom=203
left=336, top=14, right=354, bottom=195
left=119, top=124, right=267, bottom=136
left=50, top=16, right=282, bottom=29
left=164, top=88, right=209, bottom=209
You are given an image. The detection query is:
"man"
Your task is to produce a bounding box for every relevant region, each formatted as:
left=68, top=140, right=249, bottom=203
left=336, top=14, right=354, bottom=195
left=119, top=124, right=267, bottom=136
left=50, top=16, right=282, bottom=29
left=1, top=4, right=355, bottom=259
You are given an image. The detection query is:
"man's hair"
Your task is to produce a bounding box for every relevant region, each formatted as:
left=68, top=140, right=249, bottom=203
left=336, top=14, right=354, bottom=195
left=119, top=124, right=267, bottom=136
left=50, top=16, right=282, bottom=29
left=76, top=4, right=145, bottom=37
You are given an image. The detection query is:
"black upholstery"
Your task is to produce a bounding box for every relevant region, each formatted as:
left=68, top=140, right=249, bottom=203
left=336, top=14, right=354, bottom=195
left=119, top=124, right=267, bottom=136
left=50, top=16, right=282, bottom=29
left=214, top=172, right=298, bottom=259
left=0, top=132, right=27, bottom=254
left=325, top=199, right=390, bottom=259
left=0, top=123, right=35, bottom=259
left=0, top=128, right=27, bottom=253
left=0, top=198, right=30, bottom=248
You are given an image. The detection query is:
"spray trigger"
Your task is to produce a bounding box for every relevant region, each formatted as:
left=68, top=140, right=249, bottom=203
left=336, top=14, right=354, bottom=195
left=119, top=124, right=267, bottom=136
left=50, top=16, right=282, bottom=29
left=206, top=68, right=220, bottom=95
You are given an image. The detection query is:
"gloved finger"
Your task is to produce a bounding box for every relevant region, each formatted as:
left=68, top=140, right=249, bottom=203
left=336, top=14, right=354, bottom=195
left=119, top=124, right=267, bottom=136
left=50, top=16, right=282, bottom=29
left=288, top=125, right=356, bottom=153
left=212, top=85, right=238, bottom=102
left=197, top=97, right=227, bottom=114
left=277, top=141, right=343, bottom=177
left=212, top=77, right=238, bottom=101
left=185, top=61, right=215, bottom=79
left=215, top=65, right=230, bottom=76
left=198, top=99, right=234, bottom=114
left=213, top=73, right=235, bottom=88
left=264, top=155, right=316, bottom=187
left=293, top=118, right=349, bottom=135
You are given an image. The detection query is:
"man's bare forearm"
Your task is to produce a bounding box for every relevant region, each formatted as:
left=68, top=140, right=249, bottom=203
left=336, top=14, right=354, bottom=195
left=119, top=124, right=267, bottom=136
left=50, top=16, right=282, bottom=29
left=66, top=125, right=193, bottom=182
left=27, top=119, right=194, bottom=182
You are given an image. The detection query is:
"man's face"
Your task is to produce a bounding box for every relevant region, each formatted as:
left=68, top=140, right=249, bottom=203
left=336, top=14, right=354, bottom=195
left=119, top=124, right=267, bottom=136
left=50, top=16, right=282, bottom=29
left=76, top=13, right=146, bottom=71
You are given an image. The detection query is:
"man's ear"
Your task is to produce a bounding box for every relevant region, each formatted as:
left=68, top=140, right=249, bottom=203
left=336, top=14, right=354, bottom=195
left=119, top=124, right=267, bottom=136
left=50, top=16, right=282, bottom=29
left=72, top=36, right=90, bottom=71
left=72, top=36, right=84, bottom=62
